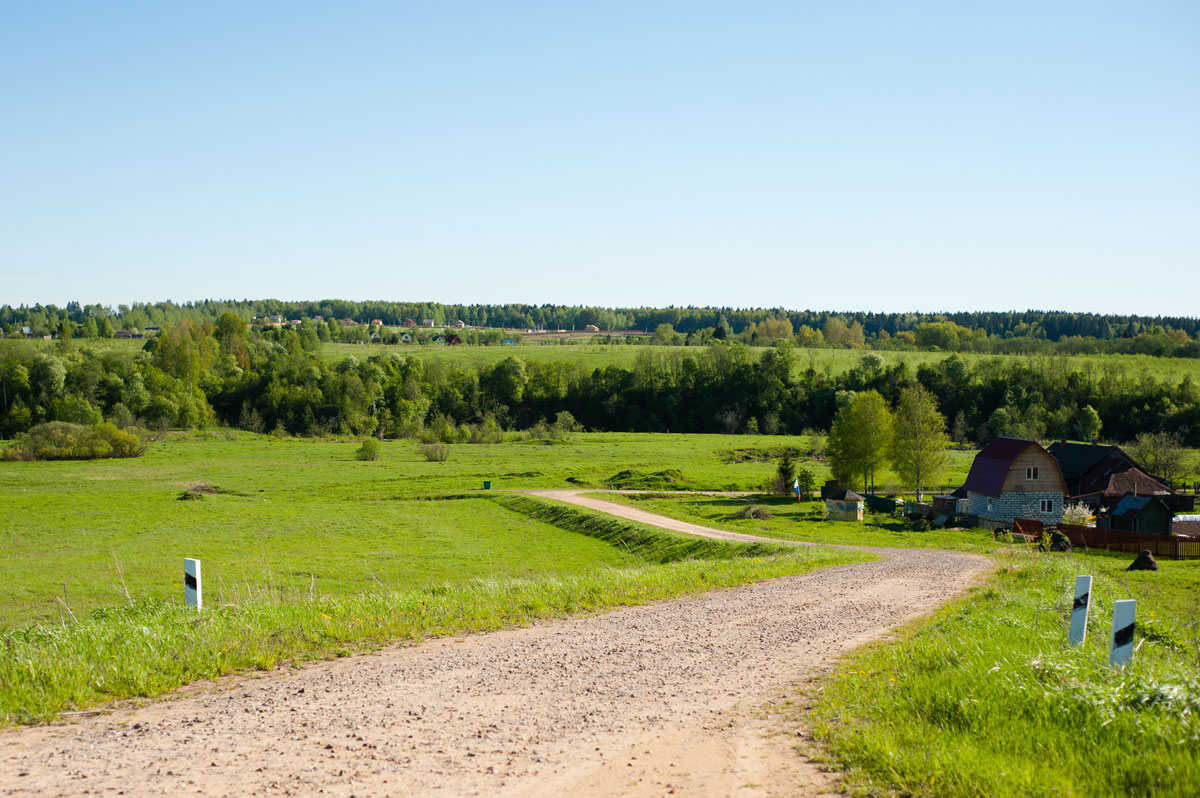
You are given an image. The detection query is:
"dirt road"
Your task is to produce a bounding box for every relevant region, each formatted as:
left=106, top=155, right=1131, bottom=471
left=0, top=492, right=991, bottom=796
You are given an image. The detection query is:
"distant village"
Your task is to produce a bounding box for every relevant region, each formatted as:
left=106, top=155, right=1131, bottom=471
left=825, top=436, right=1197, bottom=557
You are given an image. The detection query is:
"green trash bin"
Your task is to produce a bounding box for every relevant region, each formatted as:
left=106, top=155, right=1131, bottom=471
left=483, top=480, right=492, bottom=490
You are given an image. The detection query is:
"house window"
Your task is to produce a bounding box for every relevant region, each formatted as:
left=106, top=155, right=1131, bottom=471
left=1027, top=467, right=1039, bottom=480
left=1040, top=499, right=1053, bottom=513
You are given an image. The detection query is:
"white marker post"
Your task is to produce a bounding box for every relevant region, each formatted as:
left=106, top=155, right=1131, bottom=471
left=1068, top=575, right=1092, bottom=646
left=1109, top=599, right=1136, bottom=668
left=184, top=558, right=202, bottom=612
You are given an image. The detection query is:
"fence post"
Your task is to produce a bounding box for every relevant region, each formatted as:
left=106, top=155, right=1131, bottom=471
left=184, top=558, right=202, bottom=612
left=1109, top=600, right=1136, bottom=668
left=1068, top=575, right=1091, bottom=646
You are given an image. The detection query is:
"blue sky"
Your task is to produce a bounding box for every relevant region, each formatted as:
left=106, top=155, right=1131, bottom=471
left=2, top=1, right=1197, bottom=315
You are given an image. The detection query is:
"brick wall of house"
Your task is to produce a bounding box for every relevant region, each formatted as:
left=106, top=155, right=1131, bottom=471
left=967, top=490, right=1064, bottom=525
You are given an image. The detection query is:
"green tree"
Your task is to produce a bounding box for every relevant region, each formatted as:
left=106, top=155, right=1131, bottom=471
left=890, top=385, right=951, bottom=501
left=1075, top=405, right=1102, bottom=442
left=1130, top=432, right=1185, bottom=485
left=827, top=390, right=893, bottom=492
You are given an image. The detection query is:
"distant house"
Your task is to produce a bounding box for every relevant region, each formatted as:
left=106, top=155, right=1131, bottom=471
left=403, top=319, right=417, bottom=328
left=453, top=320, right=466, bottom=329
left=1049, top=440, right=1193, bottom=513
left=963, top=437, right=1066, bottom=527
left=824, top=488, right=864, bottom=521
left=584, top=324, right=600, bottom=332
left=1173, top=514, right=1200, bottom=538
left=370, top=319, right=383, bottom=327
left=1098, top=495, right=1174, bottom=535
left=114, top=329, right=133, bottom=339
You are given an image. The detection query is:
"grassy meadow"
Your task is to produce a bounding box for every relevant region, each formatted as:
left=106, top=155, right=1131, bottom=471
left=808, top=551, right=1200, bottom=796
left=0, top=430, right=872, bottom=723
left=0, top=430, right=845, bottom=627
left=11, top=336, right=1200, bottom=383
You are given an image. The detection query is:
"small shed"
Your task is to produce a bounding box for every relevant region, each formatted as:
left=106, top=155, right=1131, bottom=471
left=585, top=324, right=600, bottom=332
left=825, top=488, right=864, bottom=521
left=1099, top=495, right=1174, bottom=535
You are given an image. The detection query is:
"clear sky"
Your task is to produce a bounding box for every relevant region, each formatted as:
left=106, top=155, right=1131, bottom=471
left=2, top=1, right=1197, bottom=315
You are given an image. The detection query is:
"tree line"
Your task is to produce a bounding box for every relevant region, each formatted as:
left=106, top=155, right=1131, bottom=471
left=2, top=318, right=1199, bottom=455
left=3, top=301, right=1198, bottom=358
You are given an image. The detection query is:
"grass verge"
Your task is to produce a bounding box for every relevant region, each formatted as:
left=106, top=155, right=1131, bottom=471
left=0, top=497, right=868, bottom=726
left=806, top=551, right=1200, bottom=796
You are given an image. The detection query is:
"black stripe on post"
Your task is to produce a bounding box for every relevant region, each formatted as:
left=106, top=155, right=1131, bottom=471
left=1073, top=592, right=1089, bottom=610
left=1113, top=622, right=1135, bottom=648
left=185, top=573, right=197, bottom=590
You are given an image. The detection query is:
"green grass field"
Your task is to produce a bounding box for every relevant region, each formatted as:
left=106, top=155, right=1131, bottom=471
left=321, top=340, right=1200, bottom=382
left=1, top=431, right=847, bottom=627
left=11, top=337, right=1200, bottom=383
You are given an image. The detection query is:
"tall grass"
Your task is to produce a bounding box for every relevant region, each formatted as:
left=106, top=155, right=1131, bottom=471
left=807, top=552, right=1200, bottom=796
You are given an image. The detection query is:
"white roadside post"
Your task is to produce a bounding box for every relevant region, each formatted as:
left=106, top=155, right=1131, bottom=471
left=184, top=558, right=202, bottom=612
left=1068, top=575, right=1092, bottom=646
left=1109, top=599, right=1136, bottom=668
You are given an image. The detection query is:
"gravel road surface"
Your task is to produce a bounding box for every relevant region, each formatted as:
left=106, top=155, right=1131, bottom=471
left=0, top=491, right=991, bottom=796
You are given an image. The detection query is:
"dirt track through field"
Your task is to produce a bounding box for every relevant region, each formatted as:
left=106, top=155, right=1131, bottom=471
left=0, top=491, right=991, bottom=797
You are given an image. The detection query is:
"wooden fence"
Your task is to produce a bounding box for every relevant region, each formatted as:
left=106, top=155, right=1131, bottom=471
left=1056, top=524, right=1200, bottom=560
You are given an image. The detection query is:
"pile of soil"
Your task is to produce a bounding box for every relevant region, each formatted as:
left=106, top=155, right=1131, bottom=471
left=1127, top=549, right=1159, bottom=571
left=177, top=482, right=229, bottom=501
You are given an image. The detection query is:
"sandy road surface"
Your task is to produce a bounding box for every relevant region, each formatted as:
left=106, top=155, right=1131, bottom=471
left=1, top=492, right=991, bottom=797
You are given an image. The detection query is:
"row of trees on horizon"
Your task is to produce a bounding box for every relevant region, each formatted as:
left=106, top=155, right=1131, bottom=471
left=3, top=300, right=1200, bottom=359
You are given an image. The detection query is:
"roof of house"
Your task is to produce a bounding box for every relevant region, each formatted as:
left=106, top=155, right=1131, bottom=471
left=963, top=437, right=1054, bottom=498
left=824, top=488, right=863, bottom=502
left=1110, top=494, right=1171, bottom=517
left=1048, top=441, right=1130, bottom=481
left=1077, top=463, right=1171, bottom=500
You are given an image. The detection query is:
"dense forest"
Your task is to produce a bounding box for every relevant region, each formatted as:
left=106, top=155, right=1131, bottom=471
left=2, top=317, right=1198, bottom=448
left=3, top=300, right=1199, bottom=358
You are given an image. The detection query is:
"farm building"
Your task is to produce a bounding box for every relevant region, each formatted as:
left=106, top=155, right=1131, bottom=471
left=1098, top=495, right=1174, bottom=535
left=585, top=324, right=600, bottom=332
left=824, top=488, right=864, bottom=521
left=963, top=437, right=1066, bottom=527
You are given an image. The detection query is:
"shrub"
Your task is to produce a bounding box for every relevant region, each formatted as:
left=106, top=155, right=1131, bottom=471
left=2, top=422, right=146, bottom=461
left=1061, top=501, right=1091, bottom=526
left=420, top=443, right=449, bottom=462
left=468, top=415, right=504, bottom=444
left=355, top=438, right=380, bottom=461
